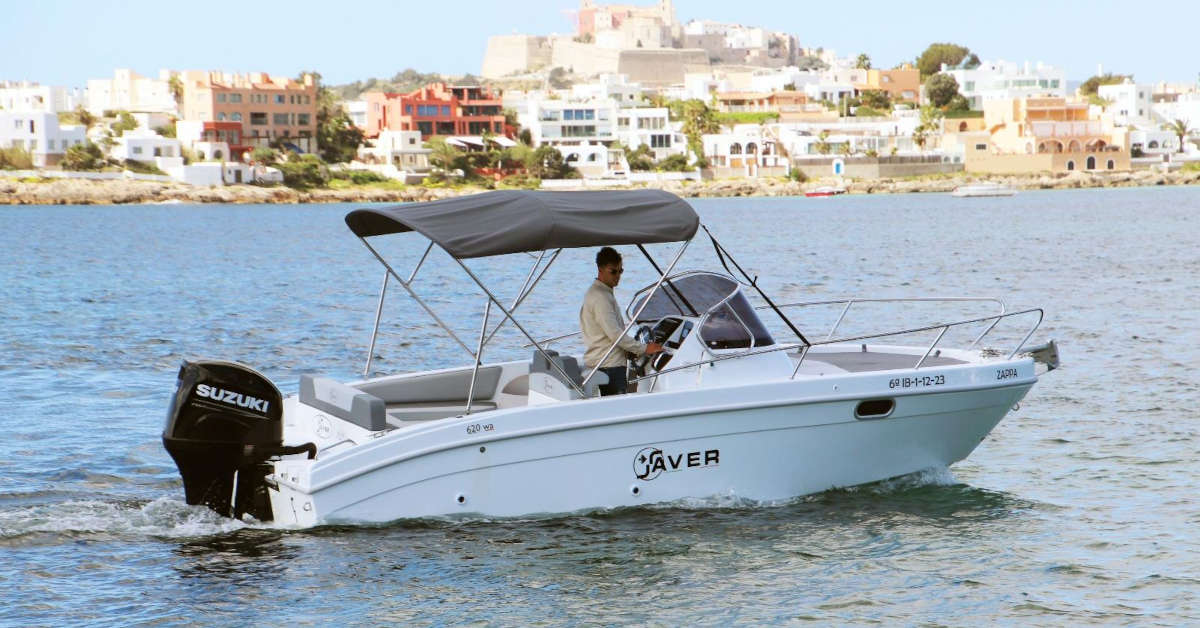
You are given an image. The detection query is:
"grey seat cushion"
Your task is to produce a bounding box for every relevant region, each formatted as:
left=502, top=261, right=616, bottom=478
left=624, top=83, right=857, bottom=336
left=356, top=366, right=503, bottom=404
left=299, top=375, right=387, bottom=431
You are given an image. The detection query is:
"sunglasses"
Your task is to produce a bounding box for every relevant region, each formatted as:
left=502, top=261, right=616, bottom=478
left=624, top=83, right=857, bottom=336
left=605, top=267, right=624, bottom=275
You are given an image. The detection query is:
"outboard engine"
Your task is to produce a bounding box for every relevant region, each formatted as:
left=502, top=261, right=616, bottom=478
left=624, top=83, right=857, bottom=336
left=163, top=360, right=313, bottom=521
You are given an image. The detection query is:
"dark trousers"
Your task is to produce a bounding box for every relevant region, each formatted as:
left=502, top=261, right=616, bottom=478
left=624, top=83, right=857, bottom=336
left=598, top=366, right=628, bottom=396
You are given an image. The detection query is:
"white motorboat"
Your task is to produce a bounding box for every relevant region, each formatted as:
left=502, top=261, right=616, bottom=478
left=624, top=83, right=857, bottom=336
left=951, top=183, right=1017, bottom=197
left=163, top=190, right=1059, bottom=526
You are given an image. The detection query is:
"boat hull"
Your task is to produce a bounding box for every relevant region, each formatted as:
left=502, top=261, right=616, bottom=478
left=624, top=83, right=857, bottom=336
left=268, top=372, right=1033, bottom=526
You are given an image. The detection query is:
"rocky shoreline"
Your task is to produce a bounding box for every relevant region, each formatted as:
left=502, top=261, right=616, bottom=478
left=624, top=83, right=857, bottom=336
left=2, top=169, right=1198, bottom=205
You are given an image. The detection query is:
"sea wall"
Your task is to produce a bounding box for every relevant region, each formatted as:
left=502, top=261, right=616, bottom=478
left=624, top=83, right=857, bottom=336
left=3, top=168, right=1198, bottom=205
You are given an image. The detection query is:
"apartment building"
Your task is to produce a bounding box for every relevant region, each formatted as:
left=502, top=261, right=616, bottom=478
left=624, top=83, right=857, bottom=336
left=1097, top=81, right=1155, bottom=126
left=364, top=83, right=505, bottom=140
left=0, top=81, right=81, bottom=113
left=856, top=65, right=920, bottom=104
left=942, top=60, right=1066, bottom=110
left=0, top=112, right=87, bottom=166
left=180, top=71, right=318, bottom=156
left=86, top=69, right=177, bottom=115
left=967, top=96, right=1129, bottom=173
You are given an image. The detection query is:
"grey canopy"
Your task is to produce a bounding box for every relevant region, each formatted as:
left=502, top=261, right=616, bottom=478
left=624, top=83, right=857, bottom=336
left=344, top=189, right=699, bottom=259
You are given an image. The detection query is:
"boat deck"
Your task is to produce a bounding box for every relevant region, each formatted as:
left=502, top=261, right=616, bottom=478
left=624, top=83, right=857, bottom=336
left=794, top=350, right=966, bottom=373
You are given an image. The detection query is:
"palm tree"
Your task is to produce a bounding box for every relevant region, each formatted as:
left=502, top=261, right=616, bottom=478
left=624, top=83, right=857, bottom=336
left=1165, top=118, right=1192, bottom=154
left=427, top=138, right=462, bottom=177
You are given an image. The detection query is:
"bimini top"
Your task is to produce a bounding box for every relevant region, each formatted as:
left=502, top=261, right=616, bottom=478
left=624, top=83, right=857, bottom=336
left=344, top=189, right=699, bottom=259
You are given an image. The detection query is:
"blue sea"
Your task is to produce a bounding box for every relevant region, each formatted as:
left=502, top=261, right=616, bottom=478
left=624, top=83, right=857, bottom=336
left=1, top=187, right=1197, bottom=624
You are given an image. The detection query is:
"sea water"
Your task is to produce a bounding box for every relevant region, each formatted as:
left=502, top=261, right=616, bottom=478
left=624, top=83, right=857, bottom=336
left=1, top=187, right=1197, bottom=624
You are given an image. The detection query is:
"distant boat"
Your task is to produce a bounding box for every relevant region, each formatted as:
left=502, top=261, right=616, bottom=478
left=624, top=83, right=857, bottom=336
left=805, top=186, right=846, bottom=198
left=951, top=183, right=1017, bottom=197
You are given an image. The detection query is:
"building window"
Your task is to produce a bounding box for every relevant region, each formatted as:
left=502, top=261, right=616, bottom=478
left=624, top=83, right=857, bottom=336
left=650, top=134, right=671, bottom=148
left=132, top=146, right=143, bottom=155
left=638, top=117, right=665, bottom=130
left=1107, top=159, right=1115, bottom=169
left=47, top=139, right=55, bottom=150
left=405, top=105, right=412, bottom=114
left=217, top=93, right=227, bottom=103
left=441, top=105, right=450, bottom=116
left=230, top=93, right=242, bottom=104
left=275, top=94, right=285, bottom=104
left=561, top=125, right=597, bottom=137
left=251, top=112, right=268, bottom=125
left=273, top=113, right=289, bottom=125
left=29, top=139, right=37, bottom=150
left=617, top=116, right=629, bottom=129
left=217, top=112, right=227, bottom=121
left=975, top=143, right=987, bottom=150
left=231, top=112, right=242, bottom=122
left=1066, top=160, right=1075, bottom=171
left=417, top=105, right=439, bottom=116
left=297, top=113, right=310, bottom=126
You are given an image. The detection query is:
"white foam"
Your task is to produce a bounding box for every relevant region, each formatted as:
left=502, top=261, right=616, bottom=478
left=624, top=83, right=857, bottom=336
left=0, top=497, right=251, bottom=539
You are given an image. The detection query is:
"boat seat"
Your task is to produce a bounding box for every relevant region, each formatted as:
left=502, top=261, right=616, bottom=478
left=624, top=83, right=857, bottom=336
left=528, top=350, right=606, bottom=403
left=385, top=401, right=498, bottom=424
left=356, top=366, right=502, bottom=404
left=299, top=375, right=387, bottom=431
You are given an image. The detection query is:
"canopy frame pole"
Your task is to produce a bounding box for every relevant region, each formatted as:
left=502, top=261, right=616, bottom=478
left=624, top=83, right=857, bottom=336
left=407, top=241, right=434, bottom=283
left=482, top=248, right=561, bottom=347
left=363, top=270, right=390, bottom=377
left=451, top=257, right=587, bottom=397
left=358, top=237, right=477, bottom=359
left=702, top=225, right=810, bottom=347
left=582, top=238, right=691, bottom=389
left=465, top=298, right=492, bottom=416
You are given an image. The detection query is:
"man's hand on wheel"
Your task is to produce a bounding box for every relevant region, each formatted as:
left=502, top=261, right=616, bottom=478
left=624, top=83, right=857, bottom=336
left=645, top=342, right=664, bottom=355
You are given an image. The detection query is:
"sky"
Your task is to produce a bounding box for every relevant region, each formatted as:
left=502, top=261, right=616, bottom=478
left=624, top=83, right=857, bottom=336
left=4, top=0, right=1199, bottom=88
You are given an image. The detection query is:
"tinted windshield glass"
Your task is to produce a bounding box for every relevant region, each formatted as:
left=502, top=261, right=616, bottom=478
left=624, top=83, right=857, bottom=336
left=630, top=273, right=773, bottom=350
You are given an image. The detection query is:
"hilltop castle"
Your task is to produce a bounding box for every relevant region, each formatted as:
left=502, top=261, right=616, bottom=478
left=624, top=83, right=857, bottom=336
left=482, top=1, right=797, bottom=86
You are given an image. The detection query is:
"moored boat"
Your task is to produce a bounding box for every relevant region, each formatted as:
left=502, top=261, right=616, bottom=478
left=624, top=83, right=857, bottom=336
left=951, top=183, right=1017, bottom=197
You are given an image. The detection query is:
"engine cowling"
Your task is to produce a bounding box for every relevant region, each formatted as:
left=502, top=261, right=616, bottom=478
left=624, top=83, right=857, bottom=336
left=162, top=360, right=310, bottom=521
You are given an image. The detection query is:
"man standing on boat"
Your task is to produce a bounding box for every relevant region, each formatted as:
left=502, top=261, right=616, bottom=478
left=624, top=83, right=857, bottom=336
left=581, top=247, right=662, bottom=395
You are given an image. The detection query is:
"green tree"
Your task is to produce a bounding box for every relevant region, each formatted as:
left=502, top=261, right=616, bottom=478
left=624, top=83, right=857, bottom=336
left=916, top=43, right=977, bottom=78
left=815, top=130, right=831, bottom=155
left=529, top=145, right=576, bottom=179
left=111, top=110, right=138, bottom=136
left=0, top=145, right=33, bottom=170
left=154, top=119, right=177, bottom=138
left=62, top=141, right=105, bottom=170
left=1165, top=118, right=1193, bottom=154
left=674, top=99, right=721, bottom=158
left=312, top=77, right=365, bottom=163
left=251, top=146, right=279, bottom=164
left=855, top=53, right=872, bottom=70
left=626, top=143, right=655, bottom=171
left=168, top=74, right=184, bottom=108
left=913, top=105, right=944, bottom=149
left=924, top=74, right=961, bottom=108
left=276, top=153, right=329, bottom=188
left=1080, top=73, right=1132, bottom=96
left=946, top=94, right=971, bottom=112
left=860, top=90, right=892, bottom=111
left=655, top=153, right=692, bottom=172
left=427, top=137, right=463, bottom=176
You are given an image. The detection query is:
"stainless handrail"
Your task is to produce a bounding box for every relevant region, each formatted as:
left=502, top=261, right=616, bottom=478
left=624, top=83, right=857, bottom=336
left=630, top=307, right=1044, bottom=384
left=758, top=297, right=1007, bottom=344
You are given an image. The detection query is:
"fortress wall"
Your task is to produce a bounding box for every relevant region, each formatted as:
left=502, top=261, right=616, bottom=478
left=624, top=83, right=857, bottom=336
left=482, top=35, right=552, bottom=78
left=617, top=49, right=710, bottom=86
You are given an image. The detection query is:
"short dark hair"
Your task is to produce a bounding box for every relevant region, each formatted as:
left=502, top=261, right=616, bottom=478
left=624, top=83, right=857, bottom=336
left=596, top=246, right=621, bottom=268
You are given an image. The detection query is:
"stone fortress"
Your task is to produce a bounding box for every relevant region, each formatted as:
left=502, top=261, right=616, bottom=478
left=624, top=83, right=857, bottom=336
left=482, top=1, right=799, bottom=86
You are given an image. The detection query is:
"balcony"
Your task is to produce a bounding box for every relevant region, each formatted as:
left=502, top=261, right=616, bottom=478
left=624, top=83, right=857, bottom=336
left=1028, top=121, right=1101, bottom=138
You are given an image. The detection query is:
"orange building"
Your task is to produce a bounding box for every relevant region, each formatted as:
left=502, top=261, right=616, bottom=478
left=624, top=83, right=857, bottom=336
left=965, top=96, right=1130, bottom=173
left=855, top=65, right=921, bottom=104
left=180, top=71, right=319, bottom=155
left=364, top=83, right=505, bottom=140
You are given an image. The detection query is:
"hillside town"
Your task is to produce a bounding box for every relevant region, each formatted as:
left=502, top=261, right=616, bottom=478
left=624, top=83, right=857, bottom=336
left=3, top=0, right=1200, bottom=200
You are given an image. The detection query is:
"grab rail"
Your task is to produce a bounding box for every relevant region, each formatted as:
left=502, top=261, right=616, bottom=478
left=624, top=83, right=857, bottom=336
left=759, top=297, right=1007, bottom=345
left=629, top=307, right=1044, bottom=384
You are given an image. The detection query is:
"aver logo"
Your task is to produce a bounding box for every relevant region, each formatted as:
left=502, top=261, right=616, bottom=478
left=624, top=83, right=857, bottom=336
left=195, top=384, right=270, bottom=413
left=633, top=446, right=719, bottom=481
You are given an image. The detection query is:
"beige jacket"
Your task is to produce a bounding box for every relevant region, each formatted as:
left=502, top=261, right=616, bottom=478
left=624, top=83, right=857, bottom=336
left=580, top=279, right=645, bottom=369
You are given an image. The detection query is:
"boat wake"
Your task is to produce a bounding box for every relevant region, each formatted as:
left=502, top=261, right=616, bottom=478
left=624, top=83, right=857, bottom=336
left=0, top=496, right=250, bottom=543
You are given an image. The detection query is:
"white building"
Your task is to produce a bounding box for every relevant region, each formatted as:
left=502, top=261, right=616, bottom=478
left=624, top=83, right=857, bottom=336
left=774, top=112, right=923, bottom=157
left=1098, top=81, right=1154, bottom=126
left=519, top=99, right=618, bottom=147
left=941, top=60, right=1066, bottom=110
left=86, top=68, right=177, bottom=115
left=1152, top=92, right=1200, bottom=129
left=571, top=74, right=645, bottom=105
left=345, top=100, right=368, bottom=130
left=0, top=111, right=87, bottom=166
left=110, top=128, right=183, bottom=171
left=702, top=125, right=787, bottom=177
left=0, top=81, right=81, bottom=113
left=358, top=129, right=431, bottom=171
left=614, top=106, right=686, bottom=160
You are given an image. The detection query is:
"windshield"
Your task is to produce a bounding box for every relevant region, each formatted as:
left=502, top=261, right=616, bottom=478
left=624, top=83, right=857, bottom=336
left=629, top=272, right=774, bottom=350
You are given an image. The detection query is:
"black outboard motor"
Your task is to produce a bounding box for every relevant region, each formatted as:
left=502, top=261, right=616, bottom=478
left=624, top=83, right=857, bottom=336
left=163, top=360, right=314, bottom=521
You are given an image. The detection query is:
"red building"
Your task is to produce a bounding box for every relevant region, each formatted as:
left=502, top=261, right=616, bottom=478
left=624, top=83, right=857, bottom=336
left=364, top=83, right=506, bottom=140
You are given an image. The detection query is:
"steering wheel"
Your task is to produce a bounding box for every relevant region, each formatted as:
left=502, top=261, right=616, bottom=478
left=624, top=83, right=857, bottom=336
left=632, top=325, right=654, bottom=377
